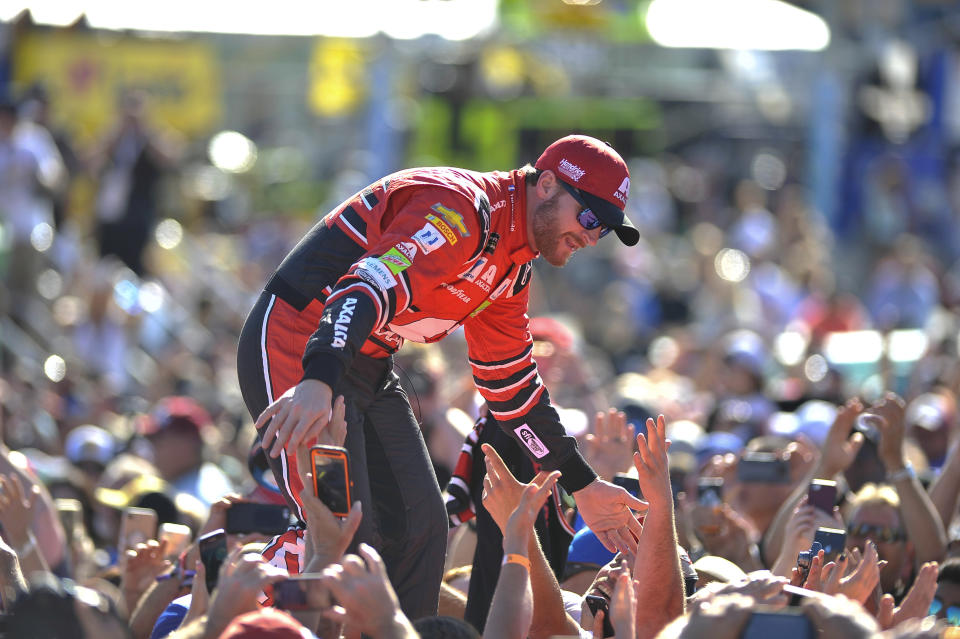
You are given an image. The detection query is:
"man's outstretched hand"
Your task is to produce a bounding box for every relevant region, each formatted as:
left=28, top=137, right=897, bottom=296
left=574, top=478, right=646, bottom=553
left=256, top=381, right=339, bottom=458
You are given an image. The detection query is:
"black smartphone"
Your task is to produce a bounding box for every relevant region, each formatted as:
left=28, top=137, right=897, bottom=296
left=225, top=502, right=292, bottom=535
left=813, top=527, right=846, bottom=562
left=853, top=414, right=881, bottom=445
left=585, top=594, right=615, bottom=638
left=311, top=446, right=352, bottom=517
left=273, top=574, right=325, bottom=611
left=612, top=473, right=642, bottom=499
left=737, top=452, right=791, bottom=484
left=197, top=528, right=227, bottom=592
left=697, top=477, right=724, bottom=507
left=741, top=609, right=814, bottom=639
left=807, top=479, right=838, bottom=513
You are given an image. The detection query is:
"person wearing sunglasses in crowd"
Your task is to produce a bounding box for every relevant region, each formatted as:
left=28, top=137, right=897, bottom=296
left=930, top=558, right=960, bottom=626
left=236, top=135, right=645, bottom=621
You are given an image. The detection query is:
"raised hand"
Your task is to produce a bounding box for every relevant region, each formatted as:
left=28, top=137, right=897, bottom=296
left=815, top=398, right=865, bottom=479
left=0, top=474, right=36, bottom=549
left=583, top=409, right=635, bottom=481
left=479, top=443, right=556, bottom=533
left=321, top=543, right=416, bottom=637
left=121, top=539, right=171, bottom=613
left=870, top=392, right=908, bottom=471
left=256, top=380, right=334, bottom=458
left=633, top=415, right=673, bottom=510
left=877, top=561, right=939, bottom=630
left=295, top=442, right=362, bottom=565
left=501, top=470, right=561, bottom=556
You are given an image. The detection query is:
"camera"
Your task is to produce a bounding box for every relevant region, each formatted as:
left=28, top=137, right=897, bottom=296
left=796, top=541, right=822, bottom=582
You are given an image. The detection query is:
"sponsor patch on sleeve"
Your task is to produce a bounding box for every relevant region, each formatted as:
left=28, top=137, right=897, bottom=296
left=412, top=223, right=446, bottom=254
left=379, top=247, right=412, bottom=275
left=356, top=256, right=397, bottom=290
left=514, top=424, right=549, bottom=459
left=425, top=213, right=458, bottom=245
left=431, top=203, right=470, bottom=237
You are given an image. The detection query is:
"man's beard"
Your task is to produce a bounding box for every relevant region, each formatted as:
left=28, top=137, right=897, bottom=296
left=531, top=192, right=571, bottom=267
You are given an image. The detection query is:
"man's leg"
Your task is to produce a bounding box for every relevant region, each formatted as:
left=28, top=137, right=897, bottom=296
left=362, top=367, right=448, bottom=621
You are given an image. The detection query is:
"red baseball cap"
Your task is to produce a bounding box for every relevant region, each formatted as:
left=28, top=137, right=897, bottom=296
left=219, top=608, right=309, bottom=638
left=535, top=135, right=639, bottom=246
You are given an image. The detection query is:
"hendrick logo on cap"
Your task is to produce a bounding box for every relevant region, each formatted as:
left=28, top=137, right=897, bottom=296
left=558, top=158, right=586, bottom=182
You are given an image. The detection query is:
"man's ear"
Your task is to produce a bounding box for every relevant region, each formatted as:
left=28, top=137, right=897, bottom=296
left=536, top=169, right=558, bottom=200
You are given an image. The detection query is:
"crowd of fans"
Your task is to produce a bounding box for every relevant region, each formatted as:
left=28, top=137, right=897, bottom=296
left=3, top=76, right=960, bottom=638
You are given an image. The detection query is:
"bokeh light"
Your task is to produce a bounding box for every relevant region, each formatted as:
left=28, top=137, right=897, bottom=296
left=44, top=354, right=66, bottom=382
left=715, top=248, right=751, bottom=282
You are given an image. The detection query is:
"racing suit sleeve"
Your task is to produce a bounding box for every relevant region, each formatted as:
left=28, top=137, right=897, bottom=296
left=300, top=187, right=481, bottom=393
left=463, top=284, right=597, bottom=493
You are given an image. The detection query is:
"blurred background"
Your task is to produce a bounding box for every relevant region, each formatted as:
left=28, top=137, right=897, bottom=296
left=2, top=0, right=960, bottom=478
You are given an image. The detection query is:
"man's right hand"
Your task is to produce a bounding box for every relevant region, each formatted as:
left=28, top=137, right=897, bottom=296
left=256, top=379, right=334, bottom=458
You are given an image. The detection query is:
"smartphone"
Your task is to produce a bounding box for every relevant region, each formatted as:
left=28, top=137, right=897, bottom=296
left=225, top=502, right=292, bottom=535
left=310, top=446, right=352, bottom=517
left=853, top=414, right=881, bottom=445
left=272, top=574, right=326, bottom=611
left=813, top=527, right=846, bottom=562
left=158, top=523, right=192, bottom=558
left=198, top=529, right=228, bottom=592
left=55, top=499, right=84, bottom=545
left=737, top=452, right=791, bottom=484
left=585, top=594, right=615, bottom=638
left=612, top=473, right=642, bottom=499
left=741, top=609, right=814, bottom=639
left=807, top=479, right=838, bottom=513
left=697, top=477, right=724, bottom=507
left=118, top=507, right=158, bottom=553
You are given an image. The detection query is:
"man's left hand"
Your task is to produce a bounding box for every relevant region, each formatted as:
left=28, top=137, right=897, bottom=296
left=574, top=479, right=646, bottom=553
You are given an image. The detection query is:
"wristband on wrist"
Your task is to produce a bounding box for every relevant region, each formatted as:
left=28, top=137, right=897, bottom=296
left=886, top=464, right=916, bottom=483
left=502, top=553, right=530, bottom=571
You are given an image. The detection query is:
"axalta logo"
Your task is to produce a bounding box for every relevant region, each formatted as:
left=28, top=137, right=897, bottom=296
left=614, top=177, right=630, bottom=204
left=558, top=158, right=586, bottom=182
left=331, top=297, right=358, bottom=348
left=514, top=424, right=549, bottom=459
left=490, top=200, right=506, bottom=212
left=395, top=242, right=418, bottom=261
left=441, top=283, right=471, bottom=304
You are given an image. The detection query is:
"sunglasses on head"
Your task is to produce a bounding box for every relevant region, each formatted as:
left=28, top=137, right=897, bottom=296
left=929, top=597, right=960, bottom=625
left=558, top=180, right=611, bottom=238
left=846, top=522, right=907, bottom=543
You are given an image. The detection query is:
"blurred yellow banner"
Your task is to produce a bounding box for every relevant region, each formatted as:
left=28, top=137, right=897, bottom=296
left=13, top=30, right=221, bottom=144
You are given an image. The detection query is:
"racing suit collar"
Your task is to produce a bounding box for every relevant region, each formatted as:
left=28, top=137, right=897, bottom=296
left=506, top=169, right=538, bottom=265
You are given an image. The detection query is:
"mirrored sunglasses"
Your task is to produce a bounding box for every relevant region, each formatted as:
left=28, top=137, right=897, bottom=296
left=929, top=597, right=960, bottom=626
left=558, top=180, right=611, bottom=238
left=846, top=522, right=907, bottom=543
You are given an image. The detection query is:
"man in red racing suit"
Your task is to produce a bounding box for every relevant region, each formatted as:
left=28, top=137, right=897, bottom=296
left=237, top=135, right=644, bottom=621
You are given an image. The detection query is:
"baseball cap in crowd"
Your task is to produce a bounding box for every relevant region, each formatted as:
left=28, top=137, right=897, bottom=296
left=565, top=526, right=615, bottom=579
left=95, top=474, right=180, bottom=523
left=535, top=135, right=639, bottom=246
left=721, top=329, right=767, bottom=378
left=220, top=608, right=310, bottom=639
left=695, top=431, right=745, bottom=466
left=137, top=396, right=212, bottom=438
left=768, top=400, right=837, bottom=447
left=64, top=424, right=117, bottom=471
left=906, top=393, right=949, bottom=432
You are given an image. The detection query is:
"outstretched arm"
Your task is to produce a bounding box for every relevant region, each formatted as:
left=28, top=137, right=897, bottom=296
left=480, top=444, right=581, bottom=639
left=632, top=415, right=684, bottom=639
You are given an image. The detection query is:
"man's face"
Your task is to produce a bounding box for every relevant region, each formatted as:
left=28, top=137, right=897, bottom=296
left=531, top=187, right=603, bottom=267
left=845, top=503, right=908, bottom=592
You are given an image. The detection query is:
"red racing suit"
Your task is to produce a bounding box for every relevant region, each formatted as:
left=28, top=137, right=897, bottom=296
left=266, top=166, right=596, bottom=495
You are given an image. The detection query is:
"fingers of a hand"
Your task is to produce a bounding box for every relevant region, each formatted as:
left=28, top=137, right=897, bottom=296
left=594, top=529, right=617, bottom=553
left=255, top=401, right=282, bottom=432
left=480, top=444, right=506, bottom=482
left=286, top=413, right=323, bottom=454
left=358, top=543, right=387, bottom=578
left=531, top=469, right=555, bottom=488
left=527, top=471, right=560, bottom=508
left=592, top=608, right=605, bottom=637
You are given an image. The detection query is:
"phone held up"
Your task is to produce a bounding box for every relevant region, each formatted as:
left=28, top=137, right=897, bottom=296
left=585, top=594, right=616, bottom=638
left=807, top=479, right=838, bottom=513
left=118, top=506, right=158, bottom=555
left=272, top=574, right=326, bottom=611
left=197, top=528, right=228, bottom=593
left=225, top=502, right=292, bottom=535
left=310, top=445, right=352, bottom=517
left=697, top=477, right=724, bottom=507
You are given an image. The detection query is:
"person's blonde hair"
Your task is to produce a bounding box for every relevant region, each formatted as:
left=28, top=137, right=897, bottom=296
left=849, top=482, right=901, bottom=510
